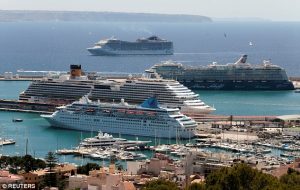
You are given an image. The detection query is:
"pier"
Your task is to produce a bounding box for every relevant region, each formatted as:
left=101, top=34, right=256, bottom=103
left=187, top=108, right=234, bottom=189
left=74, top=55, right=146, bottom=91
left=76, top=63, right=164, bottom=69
left=0, top=75, right=44, bottom=81
left=185, top=113, right=277, bottom=122
left=0, top=99, right=56, bottom=114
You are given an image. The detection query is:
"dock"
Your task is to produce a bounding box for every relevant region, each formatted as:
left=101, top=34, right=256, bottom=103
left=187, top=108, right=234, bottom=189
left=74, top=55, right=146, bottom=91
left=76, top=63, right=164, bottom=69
left=0, top=75, right=45, bottom=81
left=184, top=113, right=277, bottom=122
left=0, top=99, right=57, bottom=114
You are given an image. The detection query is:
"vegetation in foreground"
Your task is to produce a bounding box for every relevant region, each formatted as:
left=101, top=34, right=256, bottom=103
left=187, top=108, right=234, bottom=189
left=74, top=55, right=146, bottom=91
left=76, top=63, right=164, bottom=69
left=0, top=154, right=46, bottom=173
left=142, top=164, right=300, bottom=190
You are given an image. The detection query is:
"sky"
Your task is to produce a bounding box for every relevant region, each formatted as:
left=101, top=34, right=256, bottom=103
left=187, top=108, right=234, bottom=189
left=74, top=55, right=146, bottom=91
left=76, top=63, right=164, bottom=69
left=0, top=0, right=299, bottom=21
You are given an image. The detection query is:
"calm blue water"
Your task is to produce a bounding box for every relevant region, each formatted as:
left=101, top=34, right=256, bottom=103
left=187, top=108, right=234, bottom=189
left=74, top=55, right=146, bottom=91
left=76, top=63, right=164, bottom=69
left=0, top=21, right=300, bottom=164
left=0, top=21, right=300, bottom=75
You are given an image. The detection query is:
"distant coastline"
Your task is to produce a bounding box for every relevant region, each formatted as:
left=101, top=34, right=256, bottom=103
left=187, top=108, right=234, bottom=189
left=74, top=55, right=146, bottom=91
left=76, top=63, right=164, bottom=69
left=0, top=10, right=212, bottom=23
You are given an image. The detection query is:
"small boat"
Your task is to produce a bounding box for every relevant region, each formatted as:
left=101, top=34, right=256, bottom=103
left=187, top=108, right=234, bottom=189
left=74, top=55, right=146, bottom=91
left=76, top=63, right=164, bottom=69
left=0, top=138, right=16, bottom=146
left=12, top=118, right=23, bottom=122
left=280, top=153, right=293, bottom=158
left=261, top=149, right=272, bottom=154
left=294, top=89, right=300, bottom=93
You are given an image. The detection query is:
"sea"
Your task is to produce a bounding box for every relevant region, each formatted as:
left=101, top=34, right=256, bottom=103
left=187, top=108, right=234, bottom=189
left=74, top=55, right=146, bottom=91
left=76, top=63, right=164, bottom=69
left=0, top=21, right=300, bottom=165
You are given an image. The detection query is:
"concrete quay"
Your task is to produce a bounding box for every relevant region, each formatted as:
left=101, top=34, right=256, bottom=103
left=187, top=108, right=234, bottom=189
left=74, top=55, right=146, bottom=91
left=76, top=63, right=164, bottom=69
left=0, top=75, right=44, bottom=81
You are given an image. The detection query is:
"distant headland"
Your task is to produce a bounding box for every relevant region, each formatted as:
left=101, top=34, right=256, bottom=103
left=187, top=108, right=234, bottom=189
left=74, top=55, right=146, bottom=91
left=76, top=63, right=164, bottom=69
left=0, top=10, right=212, bottom=22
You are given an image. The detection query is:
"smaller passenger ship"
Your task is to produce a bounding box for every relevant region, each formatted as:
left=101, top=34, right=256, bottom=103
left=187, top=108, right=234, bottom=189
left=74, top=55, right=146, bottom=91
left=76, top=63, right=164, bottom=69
left=41, top=96, right=197, bottom=138
left=79, top=131, right=151, bottom=147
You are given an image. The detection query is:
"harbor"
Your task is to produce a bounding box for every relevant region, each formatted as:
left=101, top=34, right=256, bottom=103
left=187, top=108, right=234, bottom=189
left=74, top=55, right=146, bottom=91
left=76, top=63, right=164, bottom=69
left=0, top=2, right=300, bottom=189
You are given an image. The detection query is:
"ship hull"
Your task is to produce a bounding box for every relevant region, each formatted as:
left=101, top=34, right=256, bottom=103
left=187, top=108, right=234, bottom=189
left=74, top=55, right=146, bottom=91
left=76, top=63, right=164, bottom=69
left=42, top=115, right=194, bottom=139
left=179, top=80, right=295, bottom=90
left=87, top=48, right=173, bottom=56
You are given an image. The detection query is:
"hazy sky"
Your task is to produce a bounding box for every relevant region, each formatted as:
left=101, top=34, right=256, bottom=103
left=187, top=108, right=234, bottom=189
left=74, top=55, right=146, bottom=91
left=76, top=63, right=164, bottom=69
left=0, top=0, right=299, bottom=21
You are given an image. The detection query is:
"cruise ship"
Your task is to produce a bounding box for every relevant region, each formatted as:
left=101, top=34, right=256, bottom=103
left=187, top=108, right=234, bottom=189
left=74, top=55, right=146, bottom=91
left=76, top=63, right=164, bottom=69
left=41, top=96, right=197, bottom=138
left=87, top=36, right=173, bottom=55
left=146, top=55, right=294, bottom=90
left=19, top=65, right=215, bottom=114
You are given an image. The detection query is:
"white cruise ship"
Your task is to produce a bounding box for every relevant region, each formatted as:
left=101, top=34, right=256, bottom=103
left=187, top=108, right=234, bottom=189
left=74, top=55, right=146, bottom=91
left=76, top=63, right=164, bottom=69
left=87, top=36, right=173, bottom=56
left=41, top=96, right=197, bottom=138
left=19, top=65, right=215, bottom=114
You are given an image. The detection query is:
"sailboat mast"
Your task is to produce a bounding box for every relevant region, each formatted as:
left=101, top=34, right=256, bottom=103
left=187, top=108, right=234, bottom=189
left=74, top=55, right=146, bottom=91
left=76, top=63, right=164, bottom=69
left=25, top=138, right=28, bottom=155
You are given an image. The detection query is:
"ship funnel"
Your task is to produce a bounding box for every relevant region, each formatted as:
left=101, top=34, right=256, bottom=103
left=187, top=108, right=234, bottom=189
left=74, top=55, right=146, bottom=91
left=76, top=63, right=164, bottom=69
left=70, top=65, right=82, bottom=79
left=140, top=97, right=159, bottom=109
left=235, top=55, right=248, bottom=64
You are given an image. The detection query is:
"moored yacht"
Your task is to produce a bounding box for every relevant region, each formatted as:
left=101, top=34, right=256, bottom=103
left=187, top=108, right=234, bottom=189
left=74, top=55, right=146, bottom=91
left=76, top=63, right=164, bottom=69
left=79, top=131, right=151, bottom=147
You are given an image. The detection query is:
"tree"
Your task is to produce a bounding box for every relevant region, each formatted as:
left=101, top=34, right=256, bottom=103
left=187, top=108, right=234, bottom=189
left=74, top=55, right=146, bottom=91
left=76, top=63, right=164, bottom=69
left=142, top=179, right=180, bottom=190
left=45, top=151, right=58, bottom=171
left=77, top=163, right=101, bottom=175
left=41, top=172, right=58, bottom=189
left=23, top=155, right=34, bottom=173
left=186, top=183, right=205, bottom=190
left=280, top=168, right=300, bottom=190
left=0, top=155, right=46, bottom=173
left=202, top=164, right=282, bottom=190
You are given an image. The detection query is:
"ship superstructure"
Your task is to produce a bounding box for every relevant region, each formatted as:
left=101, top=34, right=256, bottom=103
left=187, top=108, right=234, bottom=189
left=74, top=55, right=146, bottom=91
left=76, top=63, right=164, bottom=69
left=90, top=78, right=215, bottom=114
left=146, top=55, right=294, bottom=90
left=20, top=65, right=215, bottom=114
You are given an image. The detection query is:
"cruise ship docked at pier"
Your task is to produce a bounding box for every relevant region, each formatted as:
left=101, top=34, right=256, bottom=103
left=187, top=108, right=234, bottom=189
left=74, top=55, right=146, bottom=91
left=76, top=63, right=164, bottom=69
left=19, top=65, right=215, bottom=114
left=87, top=36, right=173, bottom=55
left=146, top=55, right=294, bottom=90
left=41, top=97, right=196, bottom=138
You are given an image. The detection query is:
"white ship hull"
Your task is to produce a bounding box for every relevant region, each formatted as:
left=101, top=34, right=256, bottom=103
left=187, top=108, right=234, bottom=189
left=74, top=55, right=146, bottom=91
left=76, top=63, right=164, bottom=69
left=87, top=48, right=173, bottom=55
left=42, top=114, right=194, bottom=139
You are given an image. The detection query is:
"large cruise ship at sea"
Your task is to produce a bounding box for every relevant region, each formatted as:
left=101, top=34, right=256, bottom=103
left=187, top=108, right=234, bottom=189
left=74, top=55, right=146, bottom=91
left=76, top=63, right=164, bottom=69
left=41, top=96, right=197, bottom=138
left=146, top=55, right=294, bottom=90
left=19, top=65, right=215, bottom=114
left=87, top=36, right=173, bottom=55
